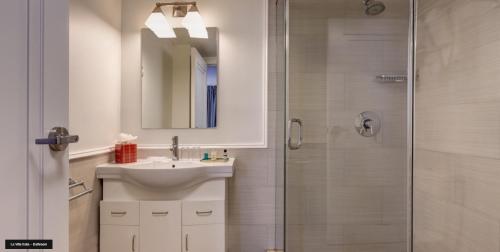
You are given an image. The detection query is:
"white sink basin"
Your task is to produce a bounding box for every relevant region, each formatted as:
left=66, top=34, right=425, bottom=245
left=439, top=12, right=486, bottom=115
left=96, top=157, right=234, bottom=188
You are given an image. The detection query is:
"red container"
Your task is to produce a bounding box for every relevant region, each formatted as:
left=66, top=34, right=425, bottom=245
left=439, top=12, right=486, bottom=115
left=115, top=143, right=137, bottom=164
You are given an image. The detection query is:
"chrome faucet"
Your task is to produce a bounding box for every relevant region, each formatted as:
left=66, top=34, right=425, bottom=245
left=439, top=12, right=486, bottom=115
left=171, top=136, right=179, bottom=160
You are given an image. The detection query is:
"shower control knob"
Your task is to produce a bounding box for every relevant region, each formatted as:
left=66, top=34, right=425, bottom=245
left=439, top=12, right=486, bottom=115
left=354, top=111, right=381, bottom=137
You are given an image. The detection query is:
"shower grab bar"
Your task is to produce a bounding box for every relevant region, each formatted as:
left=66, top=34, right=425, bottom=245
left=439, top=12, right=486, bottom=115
left=69, top=178, right=93, bottom=201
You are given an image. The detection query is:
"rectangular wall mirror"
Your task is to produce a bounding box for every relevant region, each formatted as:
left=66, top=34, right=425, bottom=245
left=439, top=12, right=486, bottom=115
left=141, top=27, right=218, bottom=129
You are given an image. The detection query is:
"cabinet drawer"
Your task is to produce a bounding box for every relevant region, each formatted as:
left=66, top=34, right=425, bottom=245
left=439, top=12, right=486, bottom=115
left=100, top=201, right=139, bottom=225
left=182, top=201, right=224, bottom=225
left=140, top=201, right=181, bottom=252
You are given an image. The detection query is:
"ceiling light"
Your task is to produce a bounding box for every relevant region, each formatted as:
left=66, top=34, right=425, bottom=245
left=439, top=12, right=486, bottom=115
left=182, top=5, right=208, bottom=39
left=145, top=5, right=176, bottom=38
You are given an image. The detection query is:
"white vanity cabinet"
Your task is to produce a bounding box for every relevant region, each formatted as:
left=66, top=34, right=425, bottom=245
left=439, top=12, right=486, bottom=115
left=100, top=200, right=225, bottom=252
left=97, top=159, right=233, bottom=252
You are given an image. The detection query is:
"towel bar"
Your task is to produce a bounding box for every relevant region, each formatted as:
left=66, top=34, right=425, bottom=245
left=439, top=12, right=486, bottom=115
left=69, top=178, right=93, bottom=201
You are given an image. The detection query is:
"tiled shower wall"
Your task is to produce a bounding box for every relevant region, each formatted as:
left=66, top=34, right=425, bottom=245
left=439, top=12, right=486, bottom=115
left=286, top=0, right=409, bottom=251
left=414, top=0, right=500, bottom=251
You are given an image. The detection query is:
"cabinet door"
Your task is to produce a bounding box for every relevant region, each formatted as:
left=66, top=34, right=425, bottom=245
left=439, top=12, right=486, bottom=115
left=183, top=224, right=225, bottom=252
left=100, top=225, right=139, bottom=252
left=140, top=201, right=182, bottom=252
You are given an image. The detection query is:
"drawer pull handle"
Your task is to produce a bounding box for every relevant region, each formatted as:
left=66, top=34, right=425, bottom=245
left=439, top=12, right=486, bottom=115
left=196, top=210, right=213, bottom=216
left=110, top=211, right=127, bottom=216
left=185, top=234, right=189, bottom=251
left=152, top=211, right=169, bottom=216
left=132, top=234, right=136, bottom=252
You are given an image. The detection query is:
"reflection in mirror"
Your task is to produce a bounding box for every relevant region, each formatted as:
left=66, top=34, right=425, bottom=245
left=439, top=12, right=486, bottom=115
left=141, top=27, right=218, bottom=129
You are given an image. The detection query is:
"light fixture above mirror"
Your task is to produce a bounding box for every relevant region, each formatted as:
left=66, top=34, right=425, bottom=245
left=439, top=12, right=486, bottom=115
left=145, top=1, right=208, bottom=39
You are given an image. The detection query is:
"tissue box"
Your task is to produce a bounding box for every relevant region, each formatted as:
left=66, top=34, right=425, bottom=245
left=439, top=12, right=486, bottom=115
left=115, top=143, right=137, bottom=164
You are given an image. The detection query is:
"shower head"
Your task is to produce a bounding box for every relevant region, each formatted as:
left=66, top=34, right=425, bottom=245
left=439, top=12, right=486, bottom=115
left=363, top=0, right=386, bottom=16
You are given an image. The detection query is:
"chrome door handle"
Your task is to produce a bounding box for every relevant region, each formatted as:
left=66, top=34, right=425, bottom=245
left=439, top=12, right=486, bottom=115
left=35, top=127, right=79, bottom=151
left=288, top=118, right=303, bottom=150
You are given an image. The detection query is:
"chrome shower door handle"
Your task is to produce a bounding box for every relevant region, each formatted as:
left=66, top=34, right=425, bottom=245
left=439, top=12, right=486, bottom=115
left=288, top=118, right=303, bottom=150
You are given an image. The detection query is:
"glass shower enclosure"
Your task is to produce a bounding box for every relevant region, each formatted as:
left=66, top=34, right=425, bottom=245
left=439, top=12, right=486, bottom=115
left=274, top=0, right=413, bottom=251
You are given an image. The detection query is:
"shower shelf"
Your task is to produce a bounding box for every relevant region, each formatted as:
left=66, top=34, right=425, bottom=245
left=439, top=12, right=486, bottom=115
left=376, top=74, right=407, bottom=83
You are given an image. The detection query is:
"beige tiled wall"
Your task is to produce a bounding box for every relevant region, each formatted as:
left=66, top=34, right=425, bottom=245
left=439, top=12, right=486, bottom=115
left=69, top=154, right=111, bottom=252
left=414, top=0, right=500, bottom=251
left=286, top=0, right=409, bottom=251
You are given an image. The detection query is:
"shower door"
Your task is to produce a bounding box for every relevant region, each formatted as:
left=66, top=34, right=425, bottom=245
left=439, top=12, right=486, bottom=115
left=281, top=0, right=412, bottom=251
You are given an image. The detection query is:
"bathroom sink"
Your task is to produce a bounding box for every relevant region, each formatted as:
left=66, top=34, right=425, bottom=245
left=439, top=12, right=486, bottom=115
left=96, top=157, right=234, bottom=188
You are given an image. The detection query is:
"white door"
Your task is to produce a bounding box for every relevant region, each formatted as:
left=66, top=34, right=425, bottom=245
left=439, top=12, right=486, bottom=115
left=0, top=0, right=70, bottom=250
left=190, top=48, right=208, bottom=128
left=0, top=0, right=29, bottom=244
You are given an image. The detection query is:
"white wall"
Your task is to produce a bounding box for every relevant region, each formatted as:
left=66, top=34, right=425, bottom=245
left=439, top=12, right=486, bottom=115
left=69, top=0, right=122, bottom=156
left=122, top=0, right=267, bottom=148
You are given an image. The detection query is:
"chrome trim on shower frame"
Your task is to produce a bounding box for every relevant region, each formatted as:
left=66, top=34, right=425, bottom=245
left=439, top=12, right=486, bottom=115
left=407, top=0, right=416, bottom=251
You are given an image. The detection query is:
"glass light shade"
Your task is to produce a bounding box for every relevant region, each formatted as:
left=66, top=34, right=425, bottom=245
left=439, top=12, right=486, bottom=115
left=145, top=11, right=176, bottom=38
left=182, top=11, right=208, bottom=38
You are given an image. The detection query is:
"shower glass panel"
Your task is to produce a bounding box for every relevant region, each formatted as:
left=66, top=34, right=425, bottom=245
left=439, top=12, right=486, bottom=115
left=279, top=0, right=412, bottom=251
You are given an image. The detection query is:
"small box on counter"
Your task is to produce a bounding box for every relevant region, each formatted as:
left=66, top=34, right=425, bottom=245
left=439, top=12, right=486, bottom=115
left=115, top=143, right=137, bottom=164
left=114, top=133, right=138, bottom=164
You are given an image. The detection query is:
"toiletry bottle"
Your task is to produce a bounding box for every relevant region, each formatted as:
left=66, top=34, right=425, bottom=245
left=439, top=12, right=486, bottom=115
left=210, top=150, right=217, bottom=161
left=223, top=149, right=229, bottom=160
